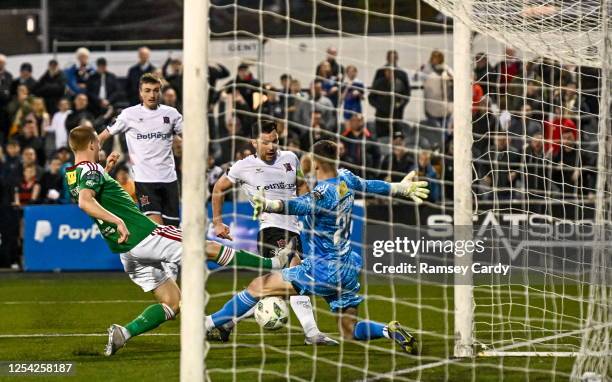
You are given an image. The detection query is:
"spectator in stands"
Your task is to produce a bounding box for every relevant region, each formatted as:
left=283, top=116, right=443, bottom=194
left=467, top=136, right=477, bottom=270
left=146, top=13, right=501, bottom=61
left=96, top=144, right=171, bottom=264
left=508, top=104, right=542, bottom=150
left=46, top=97, right=71, bottom=151
left=484, top=134, right=522, bottom=199
left=341, top=65, right=364, bottom=121
left=315, top=46, right=343, bottom=80
left=294, top=80, right=335, bottom=133
left=0, top=54, right=12, bottom=143
left=372, top=50, right=410, bottom=91
left=11, top=63, right=36, bottom=96
left=65, top=93, right=94, bottom=133
left=316, top=60, right=340, bottom=107
left=20, top=146, right=43, bottom=180
left=29, top=97, right=50, bottom=136
left=39, top=157, right=63, bottom=204
left=474, top=52, right=496, bottom=97
left=495, top=47, right=522, bottom=99
left=7, top=84, right=32, bottom=136
left=258, top=84, right=283, bottom=120
left=552, top=130, right=585, bottom=197
left=286, top=79, right=307, bottom=133
left=340, top=113, right=380, bottom=177
left=413, top=150, right=440, bottom=202
left=416, top=50, right=453, bottom=127
left=162, top=87, right=180, bottom=111
left=379, top=131, right=414, bottom=182
left=544, top=106, right=577, bottom=157
left=369, top=63, right=411, bottom=138
left=64, top=47, right=94, bottom=96
left=225, top=63, right=260, bottom=111
left=1, top=140, right=22, bottom=192
left=33, top=59, right=66, bottom=115
left=54, top=146, right=73, bottom=204
left=286, top=137, right=302, bottom=158
left=126, top=46, right=155, bottom=105
left=162, top=57, right=183, bottom=100
left=113, top=164, right=137, bottom=202
left=523, top=132, right=547, bottom=204
left=208, top=63, right=230, bottom=109
left=299, top=111, right=334, bottom=150
left=13, top=165, right=40, bottom=206
left=87, top=57, right=121, bottom=115
left=16, top=119, right=44, bottom=166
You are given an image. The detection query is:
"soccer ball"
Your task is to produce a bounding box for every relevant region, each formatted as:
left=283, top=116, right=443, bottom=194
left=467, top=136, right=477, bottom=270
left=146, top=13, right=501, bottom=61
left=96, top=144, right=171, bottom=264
left=254, top=297, right=289, bottom=330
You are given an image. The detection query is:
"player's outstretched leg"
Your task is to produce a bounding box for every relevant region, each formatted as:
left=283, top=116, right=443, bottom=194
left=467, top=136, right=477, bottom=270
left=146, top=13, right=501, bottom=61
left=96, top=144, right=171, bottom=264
left=205, top=271, right=297, bottom=332
left=338, top=308, right=419, bottom=355
left=105, top=279, right=180, bottom=356
left=206, top=240, right=289, bottom=270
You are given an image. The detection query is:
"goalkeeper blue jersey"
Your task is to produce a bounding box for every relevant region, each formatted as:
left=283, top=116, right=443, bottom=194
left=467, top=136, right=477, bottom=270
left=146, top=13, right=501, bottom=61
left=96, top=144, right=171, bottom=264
left=286, top=169, right=391, bottom=281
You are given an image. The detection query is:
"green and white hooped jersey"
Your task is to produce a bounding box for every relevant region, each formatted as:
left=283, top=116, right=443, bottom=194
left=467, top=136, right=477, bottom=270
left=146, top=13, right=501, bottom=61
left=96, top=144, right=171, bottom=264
left=65, top=161, right=157, bottom=253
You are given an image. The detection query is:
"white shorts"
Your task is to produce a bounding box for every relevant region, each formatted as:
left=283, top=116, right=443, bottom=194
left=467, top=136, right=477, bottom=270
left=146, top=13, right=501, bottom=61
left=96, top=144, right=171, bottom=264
left=120, top=225, right=183, bottom=292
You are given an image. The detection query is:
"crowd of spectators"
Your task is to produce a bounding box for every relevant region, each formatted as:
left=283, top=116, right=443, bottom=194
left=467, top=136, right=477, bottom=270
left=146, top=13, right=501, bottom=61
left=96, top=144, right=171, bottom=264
left=0, top=44, right=603, bottom=268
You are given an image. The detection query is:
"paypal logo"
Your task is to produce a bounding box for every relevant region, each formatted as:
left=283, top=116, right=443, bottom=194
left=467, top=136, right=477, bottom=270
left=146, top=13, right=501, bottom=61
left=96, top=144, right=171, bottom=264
left=33, top=220, right=101, bottom=243
left=34, top=220, right=52, bottom=242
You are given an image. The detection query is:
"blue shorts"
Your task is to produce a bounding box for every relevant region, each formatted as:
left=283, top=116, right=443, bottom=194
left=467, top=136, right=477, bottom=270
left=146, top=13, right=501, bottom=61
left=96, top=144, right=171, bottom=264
left=281, top=251, right=364, bottom=312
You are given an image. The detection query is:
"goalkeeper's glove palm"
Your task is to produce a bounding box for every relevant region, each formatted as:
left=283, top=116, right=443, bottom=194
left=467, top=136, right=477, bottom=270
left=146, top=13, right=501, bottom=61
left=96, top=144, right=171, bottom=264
left=391, top=170, right=430, bottom=204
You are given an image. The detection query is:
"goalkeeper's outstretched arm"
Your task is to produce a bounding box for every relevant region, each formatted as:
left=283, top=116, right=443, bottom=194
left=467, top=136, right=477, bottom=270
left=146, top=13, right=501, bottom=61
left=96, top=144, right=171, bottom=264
left=252, top=170, right=429, bottom=219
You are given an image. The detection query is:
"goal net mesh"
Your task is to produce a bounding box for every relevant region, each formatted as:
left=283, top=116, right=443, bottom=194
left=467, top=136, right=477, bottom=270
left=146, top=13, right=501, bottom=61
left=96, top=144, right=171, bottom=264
left=204, top=0, right=611, bottom=380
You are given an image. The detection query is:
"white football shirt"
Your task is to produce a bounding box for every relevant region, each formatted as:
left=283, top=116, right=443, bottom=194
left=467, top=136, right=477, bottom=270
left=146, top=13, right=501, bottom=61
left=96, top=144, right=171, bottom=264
left=227, top=150, right=301, bottom=233
left=107, top=104, right=182, bottom=183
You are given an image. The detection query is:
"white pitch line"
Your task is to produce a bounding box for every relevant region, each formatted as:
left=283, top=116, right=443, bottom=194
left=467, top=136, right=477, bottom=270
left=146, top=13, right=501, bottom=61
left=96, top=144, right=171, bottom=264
left=0, top=332, right=336, bottom=338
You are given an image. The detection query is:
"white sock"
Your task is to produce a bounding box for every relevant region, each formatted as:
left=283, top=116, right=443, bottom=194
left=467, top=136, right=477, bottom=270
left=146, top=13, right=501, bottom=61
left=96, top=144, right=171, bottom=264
left=290, top=295, right=319, bottom=337
left=231, top=306, right=256, bottom=326
left=120, top=325, right=131, bottom=340
left=382, top=326, right=390, bottom=339
left=270, top=257, right=281, bottom=269
left=205, top=315, right=214, bottom=330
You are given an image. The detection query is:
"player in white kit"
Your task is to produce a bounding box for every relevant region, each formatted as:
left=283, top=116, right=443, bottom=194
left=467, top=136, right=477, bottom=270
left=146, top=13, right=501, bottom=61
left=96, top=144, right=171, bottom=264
left=210, top=119, right=338, bottom=345
left=98, top=73, right=182, bottom=226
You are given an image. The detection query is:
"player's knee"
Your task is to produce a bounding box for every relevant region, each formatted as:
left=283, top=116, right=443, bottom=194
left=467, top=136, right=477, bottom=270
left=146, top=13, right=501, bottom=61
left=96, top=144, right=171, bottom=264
left=246, top=276, right=267, bottom=298
left=206, top=240, right=221, bottom=259
left=162, top=297, right=180, bottom=316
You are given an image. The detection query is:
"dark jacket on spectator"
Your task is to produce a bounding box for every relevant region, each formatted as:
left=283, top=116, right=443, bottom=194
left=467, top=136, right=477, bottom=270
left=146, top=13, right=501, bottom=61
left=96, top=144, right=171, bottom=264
left=340, top=126, right=380, bottom=178
left=33, top=70, right=67, bottom=114
left=65, top=109, right=95, bottom=134
left=379, top=151, right=414, bottom=182
left=86, top=71, right=121, bottom=111
left=39, top=170, right=63, bottom=204
left=11, top=77, right=36, bottom=96
left=208, top=64, right=230, bottom=106
left=126, top=62, right=155, bottom=105
left=369, top=73, right=410, bottom=118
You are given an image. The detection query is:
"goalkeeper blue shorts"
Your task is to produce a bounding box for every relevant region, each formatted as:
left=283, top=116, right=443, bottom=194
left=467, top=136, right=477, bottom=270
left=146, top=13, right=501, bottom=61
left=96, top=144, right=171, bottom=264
left=281, top=251, right=364, bottom=312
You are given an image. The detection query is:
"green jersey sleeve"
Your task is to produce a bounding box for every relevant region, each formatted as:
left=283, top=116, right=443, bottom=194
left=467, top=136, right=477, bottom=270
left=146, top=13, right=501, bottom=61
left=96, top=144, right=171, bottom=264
left=79, top=169, right=104, bottom=194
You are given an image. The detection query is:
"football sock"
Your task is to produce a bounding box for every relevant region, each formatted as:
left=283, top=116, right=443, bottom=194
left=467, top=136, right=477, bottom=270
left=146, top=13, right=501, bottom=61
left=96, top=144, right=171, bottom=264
left=210, top=290, right=259, bottom=328
left=125, top=303, right=175, bottom=338
left=228, top=306, right=256, bottom=327
left=215, top=246, right=274, bottom=270
left=353, top=320, right=387, bottom=340
left=290, top=295, right=319, bottom=337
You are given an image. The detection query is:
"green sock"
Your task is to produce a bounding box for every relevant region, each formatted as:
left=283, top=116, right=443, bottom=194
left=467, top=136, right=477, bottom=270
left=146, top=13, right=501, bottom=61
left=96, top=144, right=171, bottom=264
left=215, top=245, right=273, bottom=270
left=125, top=303, right=172, bottom=337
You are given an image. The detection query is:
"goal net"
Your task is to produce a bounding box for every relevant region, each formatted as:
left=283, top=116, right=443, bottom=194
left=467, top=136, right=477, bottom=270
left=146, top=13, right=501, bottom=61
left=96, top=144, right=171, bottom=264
left=201, top=0, right=611, bottom=380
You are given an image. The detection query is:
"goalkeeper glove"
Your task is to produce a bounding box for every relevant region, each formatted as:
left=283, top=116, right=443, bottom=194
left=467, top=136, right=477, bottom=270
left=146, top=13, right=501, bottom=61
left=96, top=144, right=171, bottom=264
left=390, top=170, right=430, bottom=204
left=252, top=188, right=284, bottom=220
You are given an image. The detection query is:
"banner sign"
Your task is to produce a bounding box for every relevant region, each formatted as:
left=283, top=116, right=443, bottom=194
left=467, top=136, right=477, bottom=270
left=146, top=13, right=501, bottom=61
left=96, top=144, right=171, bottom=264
left=23, top=202, right=365, bottom=272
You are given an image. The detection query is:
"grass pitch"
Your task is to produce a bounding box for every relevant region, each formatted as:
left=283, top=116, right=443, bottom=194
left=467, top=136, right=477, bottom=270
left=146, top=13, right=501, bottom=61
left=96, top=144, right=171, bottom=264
left=0, top=271, right=581, bottom=381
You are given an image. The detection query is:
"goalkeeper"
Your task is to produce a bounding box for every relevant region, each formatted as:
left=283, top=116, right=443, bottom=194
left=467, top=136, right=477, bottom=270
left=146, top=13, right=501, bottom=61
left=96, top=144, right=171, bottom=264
left=205, top=140, right=429, bottom=353
left=66, top=125, right=290, bottom=356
